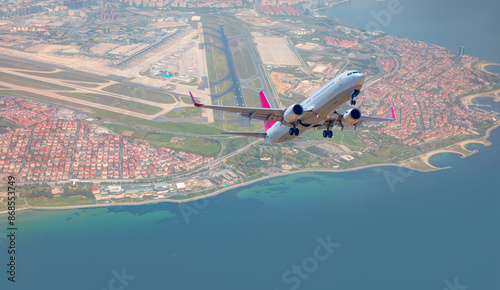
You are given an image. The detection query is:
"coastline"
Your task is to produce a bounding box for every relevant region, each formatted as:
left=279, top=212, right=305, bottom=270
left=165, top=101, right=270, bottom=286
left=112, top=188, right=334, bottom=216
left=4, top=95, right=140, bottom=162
left=461, top=88, right=500, bottom=108
left=2, top=121, right=498, bottom=216
left=477, top=61, right=500, bottom=75
left=1, top=9, right=499, bottom=216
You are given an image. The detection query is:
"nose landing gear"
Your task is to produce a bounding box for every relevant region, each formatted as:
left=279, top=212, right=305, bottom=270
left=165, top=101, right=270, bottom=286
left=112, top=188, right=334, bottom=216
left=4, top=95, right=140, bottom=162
left=350, top=89, right=360, bottom=106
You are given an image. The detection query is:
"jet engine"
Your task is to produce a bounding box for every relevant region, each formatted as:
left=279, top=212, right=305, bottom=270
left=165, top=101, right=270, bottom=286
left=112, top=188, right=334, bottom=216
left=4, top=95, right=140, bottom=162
left=283, top=104, right=303, bottom=123
left=341, top=108, right=362, bottom=127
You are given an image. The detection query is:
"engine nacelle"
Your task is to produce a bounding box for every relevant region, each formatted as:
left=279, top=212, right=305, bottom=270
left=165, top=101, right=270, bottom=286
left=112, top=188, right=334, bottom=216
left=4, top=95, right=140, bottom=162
left=342, top=108, right=362, bottom=127
left=283, top=104, right=303, bottom=123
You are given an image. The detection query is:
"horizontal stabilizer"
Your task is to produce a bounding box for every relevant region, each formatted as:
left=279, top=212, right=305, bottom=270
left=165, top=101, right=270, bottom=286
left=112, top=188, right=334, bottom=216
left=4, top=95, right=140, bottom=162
left=360, top=107, right=396, bottom=122
left=221, top=132, right=267, bottom=138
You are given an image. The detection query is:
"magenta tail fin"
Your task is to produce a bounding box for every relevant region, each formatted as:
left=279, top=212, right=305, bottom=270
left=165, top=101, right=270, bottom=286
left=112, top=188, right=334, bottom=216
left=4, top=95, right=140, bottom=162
left=259, top=91, right=271, bottom=108
left=259, top=91, right=276, bottom=132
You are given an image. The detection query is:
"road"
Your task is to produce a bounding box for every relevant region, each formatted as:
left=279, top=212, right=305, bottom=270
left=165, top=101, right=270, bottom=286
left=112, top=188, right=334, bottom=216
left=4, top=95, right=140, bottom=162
left=0, top=67, right=191, bottom=120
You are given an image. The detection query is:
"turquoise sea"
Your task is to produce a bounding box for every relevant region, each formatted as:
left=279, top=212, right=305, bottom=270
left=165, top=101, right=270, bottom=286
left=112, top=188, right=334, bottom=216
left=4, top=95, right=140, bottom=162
left=486, top=64, right=500, bottom=76
left=0, top=1, right=499, bottom=289
left=320, top=0, right=500, bottom=63
left=0, top=127, right=499, bottom=289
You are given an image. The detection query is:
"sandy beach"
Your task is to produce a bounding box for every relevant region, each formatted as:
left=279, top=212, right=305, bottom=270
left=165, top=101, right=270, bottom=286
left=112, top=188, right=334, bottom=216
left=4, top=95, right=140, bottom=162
left=461, top=88, right=500, bottom=108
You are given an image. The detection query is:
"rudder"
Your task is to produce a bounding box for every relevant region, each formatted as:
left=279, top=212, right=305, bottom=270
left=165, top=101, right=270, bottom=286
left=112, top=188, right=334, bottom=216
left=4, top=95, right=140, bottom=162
left=259, top=91, right=276, bottom=131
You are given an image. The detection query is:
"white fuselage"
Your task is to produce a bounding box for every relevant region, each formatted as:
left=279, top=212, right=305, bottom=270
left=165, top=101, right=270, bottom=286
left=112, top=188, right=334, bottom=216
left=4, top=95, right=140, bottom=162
left=265, top=70, right=365, bottom=143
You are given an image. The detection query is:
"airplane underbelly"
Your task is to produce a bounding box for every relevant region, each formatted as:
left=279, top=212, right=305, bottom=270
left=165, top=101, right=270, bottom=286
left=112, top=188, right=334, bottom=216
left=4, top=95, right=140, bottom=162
left=272, top=124, right=303, bottom=143
left=302, top=87, right=353, bottom=123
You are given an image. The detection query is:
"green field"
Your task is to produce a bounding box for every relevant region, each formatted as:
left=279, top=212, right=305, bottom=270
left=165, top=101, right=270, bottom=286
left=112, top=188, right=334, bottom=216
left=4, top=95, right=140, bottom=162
left=64, top=81, right=101, bottom=88
left=242, top=88, right=260, bottom=108
left=0, top=72, right=76, bottom=91
left=102, top=83, right=176, bottom=104
left=221, top=122, right=262, bottom=132
left=222, top=136, right=252, bottom=155
left=19, top=71, right=108, bottom=83
left=218, top=92, right=235, bottom=106
left=233, top=48, right=256, bottom=80
left=0, top=118, right=18, bottom=127
left=248, top=78, right=263, bottom=90
left=205, top=46, right=228, bottom=83
left=92, top=108, right=223, bottom=135
left=229, top=38, right=245, bottom=48
left=28, top=196, right=95, bottom=207
left=218, top=112, right=238, bottom=121
left=146, top=134, right=221, bottom=157
left=297, top=50, right=316, bottom=61
left=202, top=26, right=220, bottom=37
left=205, top=35, right=223, bottom=48
left=0, top=57, right=54, bottom=72
left=103, top=123, right=221, bottom=156
left=180, top=95, right=202, bottom=105
left=58, top=92, right=163, bottom=115
left=163, top=107, right=202, bottom=119
left=103, top=124, right=147, bottom=138
left=301, top=129, right=366, bottom=151
left=213, top=91, right=238, bottom=122
left=211, top=80, right=231, bottom=95
left=226, top=26, right=241, bottom=37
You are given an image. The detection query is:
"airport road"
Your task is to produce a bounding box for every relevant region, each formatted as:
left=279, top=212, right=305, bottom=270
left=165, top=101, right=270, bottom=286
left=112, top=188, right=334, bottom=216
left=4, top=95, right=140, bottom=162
left=0, top=68, right=178, bottom=108
left=0, top=80, right=164, bottom=120
left=0, top=67, right=193, bottom=119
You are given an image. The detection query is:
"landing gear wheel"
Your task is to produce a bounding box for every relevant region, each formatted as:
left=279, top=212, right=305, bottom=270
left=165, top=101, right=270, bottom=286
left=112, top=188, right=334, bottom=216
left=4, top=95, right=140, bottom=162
left=289, top=128, right=294, bottom=135
left=351, top=99, right=357, bottom=106
left=328, top=130, right=333, bottom=138
left=323, top=130, right=328, bottom=138
left=294, top=128, right=299, bottom=136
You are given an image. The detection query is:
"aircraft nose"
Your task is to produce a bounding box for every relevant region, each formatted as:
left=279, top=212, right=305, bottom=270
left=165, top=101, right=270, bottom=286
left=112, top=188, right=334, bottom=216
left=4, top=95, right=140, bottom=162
left=355, top=73, right=365, bottom=86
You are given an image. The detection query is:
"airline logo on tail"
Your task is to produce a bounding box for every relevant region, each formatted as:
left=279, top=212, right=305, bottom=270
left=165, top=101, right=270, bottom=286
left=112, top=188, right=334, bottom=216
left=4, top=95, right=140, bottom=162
left=259, top=91, right=276, bottom=132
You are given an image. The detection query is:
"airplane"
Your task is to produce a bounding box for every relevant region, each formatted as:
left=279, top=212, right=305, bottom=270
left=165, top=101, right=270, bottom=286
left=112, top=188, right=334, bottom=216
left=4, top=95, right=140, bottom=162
left=189, top=70, right=396, bottom=144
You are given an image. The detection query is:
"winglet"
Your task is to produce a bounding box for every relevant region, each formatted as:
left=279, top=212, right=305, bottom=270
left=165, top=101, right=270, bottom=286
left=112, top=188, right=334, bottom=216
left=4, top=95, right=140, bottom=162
left=190, top=91, right=203, bottom=107
left=391, top=107, right=396, bottom=119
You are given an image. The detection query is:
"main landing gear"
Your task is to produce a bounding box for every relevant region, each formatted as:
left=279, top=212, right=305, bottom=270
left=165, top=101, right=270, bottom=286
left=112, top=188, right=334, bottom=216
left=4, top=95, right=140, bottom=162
left=350, top=89, right=360, bottom=106
left=322, top=120, right=333, bottom=138
left=289, top=127, right=299, bottom=136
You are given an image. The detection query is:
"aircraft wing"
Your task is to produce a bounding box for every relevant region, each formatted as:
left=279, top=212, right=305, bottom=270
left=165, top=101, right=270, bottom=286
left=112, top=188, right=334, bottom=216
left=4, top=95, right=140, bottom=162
left=190, top=92, right=319, bottom=126
left=330, top=107, right=396, bottom=122
left=315, top=107, right=396, bottom=129
left=190, top=92, right=284, bottom=123
left=359, top=107, right=396, bottom=122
